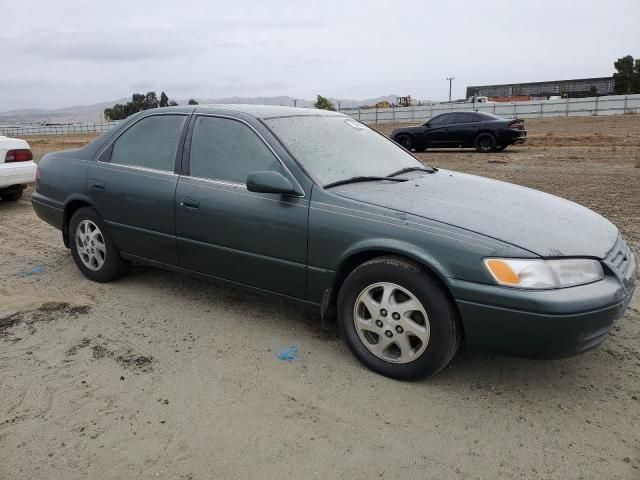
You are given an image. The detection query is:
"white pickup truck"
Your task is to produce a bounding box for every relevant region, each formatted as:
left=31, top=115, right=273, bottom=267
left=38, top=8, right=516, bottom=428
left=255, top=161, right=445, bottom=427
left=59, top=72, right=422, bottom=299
left=0, top=135, right=37, bottom=201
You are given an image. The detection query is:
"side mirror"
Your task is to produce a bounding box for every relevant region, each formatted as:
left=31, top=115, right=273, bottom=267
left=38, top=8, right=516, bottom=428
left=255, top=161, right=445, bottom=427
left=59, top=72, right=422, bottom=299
left=246, top=171, right=302, bottom=196
left=424, top=122, right=431, bottom=128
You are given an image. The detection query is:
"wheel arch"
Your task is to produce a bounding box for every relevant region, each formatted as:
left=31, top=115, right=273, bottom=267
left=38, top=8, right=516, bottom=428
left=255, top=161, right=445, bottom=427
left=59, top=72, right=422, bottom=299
left=62, top=195, right=97, bottom=248
left=324, top=240, right=460, bottom=328
left=474, top=129, right=496, bottom=140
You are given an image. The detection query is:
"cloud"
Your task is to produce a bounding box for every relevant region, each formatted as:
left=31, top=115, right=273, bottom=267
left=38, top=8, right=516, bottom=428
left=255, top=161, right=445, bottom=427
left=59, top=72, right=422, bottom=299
left=0, top=0, right=638, bottom=111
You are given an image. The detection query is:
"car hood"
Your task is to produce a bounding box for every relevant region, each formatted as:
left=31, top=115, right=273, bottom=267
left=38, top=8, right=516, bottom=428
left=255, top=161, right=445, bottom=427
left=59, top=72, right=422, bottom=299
left=335, top=169, right=618, bottom=258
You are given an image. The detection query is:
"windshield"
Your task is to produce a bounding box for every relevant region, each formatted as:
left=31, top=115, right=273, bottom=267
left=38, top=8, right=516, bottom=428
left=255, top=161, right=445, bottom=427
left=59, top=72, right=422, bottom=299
left=264, top=115, right=426, bottom=186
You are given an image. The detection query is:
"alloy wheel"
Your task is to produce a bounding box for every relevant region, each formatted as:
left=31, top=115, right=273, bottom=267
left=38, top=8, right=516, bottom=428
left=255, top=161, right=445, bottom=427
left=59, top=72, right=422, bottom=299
left=353, top=282, right=430, bottom=363
left=75, top=220, right=107, bottom=271
left=478, top=136, right=493, bottom=152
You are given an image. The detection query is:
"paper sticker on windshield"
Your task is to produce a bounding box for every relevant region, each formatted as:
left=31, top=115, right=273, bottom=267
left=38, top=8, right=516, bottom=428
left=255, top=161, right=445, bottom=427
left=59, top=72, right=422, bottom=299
left=344, top=119, right=367, bottom=131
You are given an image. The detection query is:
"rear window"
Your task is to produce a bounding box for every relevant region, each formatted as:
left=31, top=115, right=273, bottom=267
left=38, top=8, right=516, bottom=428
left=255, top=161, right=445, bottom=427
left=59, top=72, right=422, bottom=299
left=476, top=112, right=505, bottom=121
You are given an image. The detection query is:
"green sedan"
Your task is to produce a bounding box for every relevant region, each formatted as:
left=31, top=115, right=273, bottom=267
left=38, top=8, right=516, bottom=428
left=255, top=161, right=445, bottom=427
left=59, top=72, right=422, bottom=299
left=32, top=105, right=637, bottom=380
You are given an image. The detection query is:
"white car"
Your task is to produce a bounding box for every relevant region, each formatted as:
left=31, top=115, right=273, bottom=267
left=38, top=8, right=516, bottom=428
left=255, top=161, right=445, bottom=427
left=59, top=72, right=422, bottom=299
left=0, top=135, right=37, bottom=201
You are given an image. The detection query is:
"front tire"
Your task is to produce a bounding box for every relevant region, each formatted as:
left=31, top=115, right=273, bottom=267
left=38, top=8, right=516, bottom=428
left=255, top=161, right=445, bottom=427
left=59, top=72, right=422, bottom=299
left=69, top=207, right=129, bottom=282
left=337, top=256, right=461, bottom=380
left=475, top=133, right=496, bottom=153
left=395, top=134, right=413, bottom=151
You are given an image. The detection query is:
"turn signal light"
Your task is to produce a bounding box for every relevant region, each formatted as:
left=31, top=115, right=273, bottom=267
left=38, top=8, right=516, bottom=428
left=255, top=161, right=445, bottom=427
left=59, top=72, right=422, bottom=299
left=484, top=259, right=520, bottom=284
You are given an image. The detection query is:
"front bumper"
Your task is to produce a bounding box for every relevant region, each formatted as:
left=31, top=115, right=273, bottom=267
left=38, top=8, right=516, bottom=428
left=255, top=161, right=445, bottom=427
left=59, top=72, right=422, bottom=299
left=449, top=251, right=636, bottom=358
left=0, top=161, right=37, bottom=189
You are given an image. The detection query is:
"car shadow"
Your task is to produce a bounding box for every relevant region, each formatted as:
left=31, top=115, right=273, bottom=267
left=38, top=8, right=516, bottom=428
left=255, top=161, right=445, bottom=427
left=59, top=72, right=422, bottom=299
left=122, top=263, right=633, bottom=395
left=416, top=149, right=525, bottom=154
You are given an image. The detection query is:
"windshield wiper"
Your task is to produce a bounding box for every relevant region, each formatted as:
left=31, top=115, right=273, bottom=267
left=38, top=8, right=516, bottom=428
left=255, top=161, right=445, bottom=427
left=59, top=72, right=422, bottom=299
left=386, top=166, right=437, bottom=178
left=324, top=176, right=409, bottom=189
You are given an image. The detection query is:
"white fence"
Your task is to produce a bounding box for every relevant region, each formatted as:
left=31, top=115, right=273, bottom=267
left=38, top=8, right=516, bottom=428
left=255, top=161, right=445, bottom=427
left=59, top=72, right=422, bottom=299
left=340, top=94, right=640, bottom=124
left=2, top=94, right=639, bottom=136
left=0, top=121, right=118, bottom=137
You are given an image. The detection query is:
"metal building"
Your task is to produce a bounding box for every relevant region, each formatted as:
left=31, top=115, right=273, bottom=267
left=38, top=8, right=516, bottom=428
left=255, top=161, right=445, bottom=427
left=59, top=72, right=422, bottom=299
left=466, top=77, right=615, bottom=99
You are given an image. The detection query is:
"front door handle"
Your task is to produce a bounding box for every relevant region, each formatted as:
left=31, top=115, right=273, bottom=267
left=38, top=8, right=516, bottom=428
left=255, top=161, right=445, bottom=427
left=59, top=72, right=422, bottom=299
left=180, top=197, right=200, bottom=209
left=91, top=179, right=105, bottom=190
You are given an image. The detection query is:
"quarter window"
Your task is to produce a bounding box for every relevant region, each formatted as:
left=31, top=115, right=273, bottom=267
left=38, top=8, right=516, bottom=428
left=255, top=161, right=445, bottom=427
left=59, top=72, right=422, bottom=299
left=110, top=115, right=186, bottom=171
left=189, top=116, right=282, bottom=183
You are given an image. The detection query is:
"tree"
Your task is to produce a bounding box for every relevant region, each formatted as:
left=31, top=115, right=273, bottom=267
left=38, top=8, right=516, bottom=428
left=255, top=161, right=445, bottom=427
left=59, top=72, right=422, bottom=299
left=613, top=55, right=636, bottom=94
left=104, top=91, right=162, bottom=121
left=188, top=98, right=199, bottom=105
left=160, top=91, right=169, bottom=107
left=314, top=95, right=336, bottom=111
left=633, top=58, right=640, bottom=94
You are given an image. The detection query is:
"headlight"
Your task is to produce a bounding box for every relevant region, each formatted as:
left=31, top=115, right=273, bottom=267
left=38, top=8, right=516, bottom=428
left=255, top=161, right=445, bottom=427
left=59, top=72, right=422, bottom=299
left=483, top=258, right=604, bottom=289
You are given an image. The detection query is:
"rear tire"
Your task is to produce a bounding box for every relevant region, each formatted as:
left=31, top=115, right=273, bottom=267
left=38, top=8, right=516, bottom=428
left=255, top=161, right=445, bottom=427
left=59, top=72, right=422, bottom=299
left=337, top=256, right=461, bottom=380
left=395, top=135, right=413, bottom=151
left=0, top=188, right=24, bottom=202
left=69, top=207, right=129, bottom=282
left=475, top=133, right=496, bottom=153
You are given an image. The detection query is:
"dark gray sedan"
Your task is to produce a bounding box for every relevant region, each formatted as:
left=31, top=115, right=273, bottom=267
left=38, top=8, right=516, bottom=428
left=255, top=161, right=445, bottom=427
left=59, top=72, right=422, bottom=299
left=32, top=105, right=636, bottom=379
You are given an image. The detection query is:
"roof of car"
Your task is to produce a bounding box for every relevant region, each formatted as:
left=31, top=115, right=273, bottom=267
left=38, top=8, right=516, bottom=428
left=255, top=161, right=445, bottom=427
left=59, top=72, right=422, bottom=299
left=194, top=104, right=344, bottom=119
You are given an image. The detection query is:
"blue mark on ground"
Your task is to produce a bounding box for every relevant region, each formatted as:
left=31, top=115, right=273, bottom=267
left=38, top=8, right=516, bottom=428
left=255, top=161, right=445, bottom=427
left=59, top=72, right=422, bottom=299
left=277, top=345, right=299, bottom=362
left=17, top=265, right=47, bottom=277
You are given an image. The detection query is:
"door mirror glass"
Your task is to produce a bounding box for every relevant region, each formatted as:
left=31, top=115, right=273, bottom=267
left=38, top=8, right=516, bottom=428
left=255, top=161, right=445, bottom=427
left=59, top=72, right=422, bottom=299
left=246, top=171, right=301, bottom=196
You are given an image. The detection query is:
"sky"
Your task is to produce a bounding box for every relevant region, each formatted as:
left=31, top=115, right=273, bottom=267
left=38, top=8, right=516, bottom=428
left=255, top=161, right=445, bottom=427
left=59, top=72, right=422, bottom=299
left=1, top=0, right=639, bottom=111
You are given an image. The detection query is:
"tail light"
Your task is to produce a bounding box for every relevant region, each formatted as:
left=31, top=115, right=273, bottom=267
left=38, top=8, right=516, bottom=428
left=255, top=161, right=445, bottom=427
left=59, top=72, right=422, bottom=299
left=509, top=120, right=525, bottom=130
left=5, top=149, right=33, bottom=162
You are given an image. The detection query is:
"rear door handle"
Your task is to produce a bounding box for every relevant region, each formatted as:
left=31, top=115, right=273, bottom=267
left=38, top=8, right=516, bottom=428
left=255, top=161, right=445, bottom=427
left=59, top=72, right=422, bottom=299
left=180, top=197, right=200, bottom=209
left=91, top=179, right=105, bottom=190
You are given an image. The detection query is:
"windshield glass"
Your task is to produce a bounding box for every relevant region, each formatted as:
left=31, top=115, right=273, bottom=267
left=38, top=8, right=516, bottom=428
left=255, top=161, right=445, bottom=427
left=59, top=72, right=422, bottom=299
left=265, top=115, right=426, bottom=186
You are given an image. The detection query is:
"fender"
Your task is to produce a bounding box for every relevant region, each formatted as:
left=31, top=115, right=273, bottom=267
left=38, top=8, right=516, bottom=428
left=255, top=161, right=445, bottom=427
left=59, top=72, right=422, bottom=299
left=337, top=237, right=454, bottom=282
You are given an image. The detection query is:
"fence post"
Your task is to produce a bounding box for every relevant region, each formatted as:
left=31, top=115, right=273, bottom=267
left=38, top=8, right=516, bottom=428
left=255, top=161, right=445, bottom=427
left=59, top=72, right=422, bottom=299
left=493, top=103, right=496, bottom=114
left=375, top=108, right=378, bottom=124
left=539, top=101, right=543, bottom=118
left=623, top=96, right=628, bottom=114
left=594, top=95, right=599, bottom=116
left=513, top=102, right=517, bottom=118
left=392, top=106, right=396, bottom=124
left=411, top=106, right=415, bottom=122
left=566, top=96, right=570, bottom=117
left=358, top=108, right=361, bottom=121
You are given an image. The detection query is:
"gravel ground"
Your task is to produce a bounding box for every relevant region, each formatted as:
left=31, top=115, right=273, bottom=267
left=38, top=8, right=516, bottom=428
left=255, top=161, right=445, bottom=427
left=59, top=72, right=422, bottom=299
left=1, top=115, right=639, bottom=479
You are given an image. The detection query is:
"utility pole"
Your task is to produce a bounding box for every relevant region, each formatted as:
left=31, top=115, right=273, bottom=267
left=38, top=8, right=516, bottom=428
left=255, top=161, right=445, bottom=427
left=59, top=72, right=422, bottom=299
left=446, top=76, right=455, bottom=102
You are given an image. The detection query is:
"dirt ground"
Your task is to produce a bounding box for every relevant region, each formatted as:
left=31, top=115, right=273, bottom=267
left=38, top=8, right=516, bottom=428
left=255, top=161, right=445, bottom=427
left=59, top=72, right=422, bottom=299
left=1, top=115, right=639, bottom=479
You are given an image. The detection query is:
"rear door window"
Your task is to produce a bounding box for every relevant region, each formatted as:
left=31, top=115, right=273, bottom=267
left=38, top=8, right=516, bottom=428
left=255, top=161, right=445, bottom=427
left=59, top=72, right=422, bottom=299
left=429, top=113, right=455, bottom=126
left=453, top=113, right=478, bottom=124
left=110, top=115, right=186, bottom=171
left=189, top=116, right=282, bottom=183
